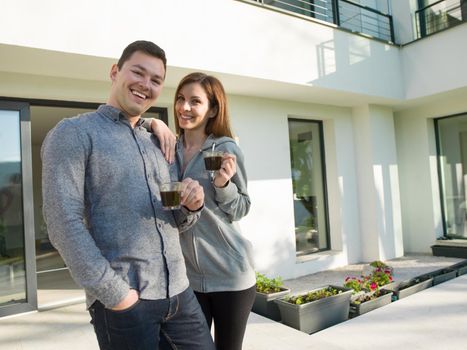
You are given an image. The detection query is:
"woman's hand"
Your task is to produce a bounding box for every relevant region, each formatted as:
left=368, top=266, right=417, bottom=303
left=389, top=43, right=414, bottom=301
left=213, top=153, right=236, bottom=188
left=181, top=177, right=204, bottom=211
left=150, top=119, right=176, bottom=164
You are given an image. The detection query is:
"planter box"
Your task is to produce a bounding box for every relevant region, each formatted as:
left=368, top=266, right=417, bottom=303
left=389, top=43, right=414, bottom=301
left=457, top=265, right=467, bottom=276
left=451, top=260, right=467, bottom=276
left=431, top=245, right=467, bottom=258
left=274, top=285, right=352, bottom=334
left=384, top=277, right=433, bottom=300
left=417, top=268, right=457, bottom=286
left=349, top=289, right=392, bottom=318
left=252, top=287, right=290, bottom=321
left=432, top=268, right=457, bottom=285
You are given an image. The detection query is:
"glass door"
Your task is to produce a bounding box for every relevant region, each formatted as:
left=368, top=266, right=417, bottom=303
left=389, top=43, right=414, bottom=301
left=0, top=101, right=37, bottom=317
left=436, top=113, right=467, bottom=239
left=288, top=118, right=330, bottom=256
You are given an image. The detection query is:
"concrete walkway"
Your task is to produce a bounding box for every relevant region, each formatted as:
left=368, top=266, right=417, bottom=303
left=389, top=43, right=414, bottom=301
left=1, top=256, right=466, bottom=349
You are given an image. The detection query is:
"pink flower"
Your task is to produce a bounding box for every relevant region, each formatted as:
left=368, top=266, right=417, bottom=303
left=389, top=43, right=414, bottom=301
left=345, top=277, right=350, bottom=281
left=370, top=282, right=377, bottom=290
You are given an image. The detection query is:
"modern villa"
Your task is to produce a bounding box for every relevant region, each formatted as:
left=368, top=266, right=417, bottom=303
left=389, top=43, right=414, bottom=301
left=1, top=0, right=466, bottom=318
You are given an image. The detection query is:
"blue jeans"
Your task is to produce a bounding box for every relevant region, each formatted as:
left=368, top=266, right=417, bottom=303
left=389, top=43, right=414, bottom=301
left=89, top=287, right=215, bottom=350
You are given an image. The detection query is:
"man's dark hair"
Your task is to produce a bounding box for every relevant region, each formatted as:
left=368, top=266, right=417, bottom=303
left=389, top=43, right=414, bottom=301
left=117, top=40, right=167, bottom=74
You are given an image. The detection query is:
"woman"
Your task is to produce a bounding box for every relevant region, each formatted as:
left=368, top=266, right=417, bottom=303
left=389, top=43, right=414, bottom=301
left=153, top=72, right=255, bottom=350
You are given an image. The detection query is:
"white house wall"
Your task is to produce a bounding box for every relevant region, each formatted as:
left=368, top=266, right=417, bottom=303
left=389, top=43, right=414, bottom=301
left=401, top=23, right=467, bottom=100
left=395, top=92, right=467, bottom=253
left=391, top=0, right=419, bottom=44
left=0, top=0, right=403, bottom=101
left=228, top=96, right=363, bottom=278
left=352, top=105, right=404, bottom=260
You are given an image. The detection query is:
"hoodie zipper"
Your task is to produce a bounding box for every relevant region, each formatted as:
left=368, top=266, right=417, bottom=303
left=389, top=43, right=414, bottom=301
left=176, top=142, right=203, bottom=276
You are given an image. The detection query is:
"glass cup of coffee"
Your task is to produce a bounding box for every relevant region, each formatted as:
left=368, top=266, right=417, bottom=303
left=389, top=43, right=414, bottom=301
left=160, top=182, right=183, bottom=210
left=203, top=151, right=224, bottom=182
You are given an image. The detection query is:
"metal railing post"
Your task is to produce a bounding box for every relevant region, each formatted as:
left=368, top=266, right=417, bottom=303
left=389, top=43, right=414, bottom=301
left=388, top=15, right=395, bottom=43
left=332, top=0, right=340, bottom=25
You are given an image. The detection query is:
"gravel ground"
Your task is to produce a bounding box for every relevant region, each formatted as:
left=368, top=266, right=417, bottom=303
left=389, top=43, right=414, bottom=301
left=283, top=254, right=465, bottom=294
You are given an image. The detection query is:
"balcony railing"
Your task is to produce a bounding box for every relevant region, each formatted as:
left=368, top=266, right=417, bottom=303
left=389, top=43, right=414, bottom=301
left=416, top=0, right=467, bottom=38
left=251, top=0, right=395, bottom=43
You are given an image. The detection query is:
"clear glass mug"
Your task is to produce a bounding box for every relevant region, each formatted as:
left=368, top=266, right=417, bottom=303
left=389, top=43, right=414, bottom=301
left=160, top=182, right=183, bottom=210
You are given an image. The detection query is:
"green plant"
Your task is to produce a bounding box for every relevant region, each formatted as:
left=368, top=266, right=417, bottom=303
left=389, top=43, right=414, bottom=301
left=344, top=261, right=394, bottom=293
left=285, top=287, right=342, bottom=305
left=369, top=260, right=389, bottom=269
left=367, top=268, right=393, bottom=287
left=343, top=276, right=364, bottom=293
left=255, top=272, right=284, bottom=294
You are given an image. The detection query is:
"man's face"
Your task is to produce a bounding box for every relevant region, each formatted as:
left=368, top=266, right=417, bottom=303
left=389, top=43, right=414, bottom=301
left=108, top=51, right=165, bottom=118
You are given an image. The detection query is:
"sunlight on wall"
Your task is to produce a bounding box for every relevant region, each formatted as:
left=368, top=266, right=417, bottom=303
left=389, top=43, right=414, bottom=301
left=390, top=163, right=404, bottom=255
left=373, top=164, right=387, bottom=232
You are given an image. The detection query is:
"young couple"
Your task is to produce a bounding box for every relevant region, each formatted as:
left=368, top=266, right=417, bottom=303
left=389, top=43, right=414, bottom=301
left=41, top=40, right=255, bottom=350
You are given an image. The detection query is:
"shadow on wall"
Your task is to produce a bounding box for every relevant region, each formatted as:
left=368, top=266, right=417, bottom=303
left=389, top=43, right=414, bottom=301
left=253, top=234, right=296, bottom=278
left=312, top=30, right=401, bottom=98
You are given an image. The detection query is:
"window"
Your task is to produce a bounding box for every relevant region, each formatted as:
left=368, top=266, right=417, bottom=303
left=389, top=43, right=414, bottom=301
left=288, top=118, right=329, bottom=255
left=436, top=113, right=467, bottom=239
left=0, top=102, right=30, bottom=314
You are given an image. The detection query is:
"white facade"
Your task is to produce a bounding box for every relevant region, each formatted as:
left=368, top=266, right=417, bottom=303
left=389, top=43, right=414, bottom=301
left=1, top=0, right=466, bottom=284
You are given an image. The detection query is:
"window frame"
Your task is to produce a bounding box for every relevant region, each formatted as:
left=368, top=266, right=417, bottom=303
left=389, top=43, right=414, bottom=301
left=288, top=117, right=331, bottom=256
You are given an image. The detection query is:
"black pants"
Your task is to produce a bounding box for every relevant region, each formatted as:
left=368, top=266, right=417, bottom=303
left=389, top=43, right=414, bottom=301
left=194, top=285, right=256, bottom=350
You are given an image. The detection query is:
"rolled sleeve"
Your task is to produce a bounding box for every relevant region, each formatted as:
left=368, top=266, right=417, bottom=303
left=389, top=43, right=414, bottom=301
left=174, top=205, right=203, bottom=232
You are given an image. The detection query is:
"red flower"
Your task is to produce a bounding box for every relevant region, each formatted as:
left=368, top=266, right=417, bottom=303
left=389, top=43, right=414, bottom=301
left=370, top=282, right=377, bottom=290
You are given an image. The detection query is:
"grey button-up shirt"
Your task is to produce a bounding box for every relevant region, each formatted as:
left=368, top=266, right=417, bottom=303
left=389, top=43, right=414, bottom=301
left=41, top=105, right=198, bottom=308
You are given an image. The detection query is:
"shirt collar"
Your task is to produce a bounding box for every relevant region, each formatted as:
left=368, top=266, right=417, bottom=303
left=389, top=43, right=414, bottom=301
left=97, top=104, right=144, bottom=126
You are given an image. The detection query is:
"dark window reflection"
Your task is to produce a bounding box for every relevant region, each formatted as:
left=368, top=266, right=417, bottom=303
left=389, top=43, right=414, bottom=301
left=288, top=119, right=329, bottom=256
left=0, top=110, right=26, bottom=307
left=437, top=114, right=467, bottom=239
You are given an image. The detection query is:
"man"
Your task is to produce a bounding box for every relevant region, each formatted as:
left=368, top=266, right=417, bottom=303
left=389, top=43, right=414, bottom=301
left=41, top=41, right=215, bottom=349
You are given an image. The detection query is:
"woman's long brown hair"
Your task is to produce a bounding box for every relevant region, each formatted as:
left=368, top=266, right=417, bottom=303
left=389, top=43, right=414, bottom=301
left=174, top=72, right=233, bottom=138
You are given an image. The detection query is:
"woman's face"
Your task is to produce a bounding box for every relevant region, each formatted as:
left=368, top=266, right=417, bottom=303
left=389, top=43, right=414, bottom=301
left=175, top=82, right=214, bottom=133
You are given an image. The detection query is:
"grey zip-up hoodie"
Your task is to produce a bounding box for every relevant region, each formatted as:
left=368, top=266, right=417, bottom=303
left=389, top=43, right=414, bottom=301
left=177, top=134, right=256, bottom=292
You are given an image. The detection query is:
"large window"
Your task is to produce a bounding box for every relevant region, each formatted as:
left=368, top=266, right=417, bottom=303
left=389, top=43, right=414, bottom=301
left=0, top=106, right=28, bottom=311
left=436, top=113, right=467, bottom=239
left=416, top=0, right=467, bottom=38
left=288, top=119, right=329, bottom=255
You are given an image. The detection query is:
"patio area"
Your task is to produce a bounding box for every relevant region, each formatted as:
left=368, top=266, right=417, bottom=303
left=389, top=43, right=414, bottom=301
left=1, top=254, right=466, bottom=350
